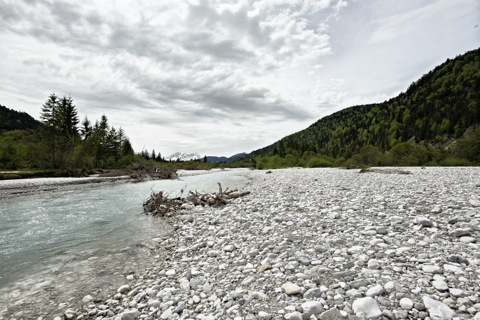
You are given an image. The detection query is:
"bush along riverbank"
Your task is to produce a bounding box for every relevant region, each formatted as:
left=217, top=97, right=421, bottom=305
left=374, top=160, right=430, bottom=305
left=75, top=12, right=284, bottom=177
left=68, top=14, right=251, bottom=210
left=61, top=167, right=478, bottom=320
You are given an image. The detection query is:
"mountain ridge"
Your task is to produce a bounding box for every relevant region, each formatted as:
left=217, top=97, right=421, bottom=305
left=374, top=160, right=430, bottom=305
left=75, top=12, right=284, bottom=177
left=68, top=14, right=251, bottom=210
left=166, top=152, right=203, bottom=162
left=251, top=48, right=480, bottom=164
left=0, top=104, right=41, bottom=132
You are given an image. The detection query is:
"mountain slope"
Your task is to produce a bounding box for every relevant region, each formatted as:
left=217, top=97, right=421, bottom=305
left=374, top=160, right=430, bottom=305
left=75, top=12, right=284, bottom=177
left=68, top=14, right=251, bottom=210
left=251, top=48, right=480, bottom=160
left=0, top=104, right=41, bottom=132
left=206, top=152, right=248, bottom=163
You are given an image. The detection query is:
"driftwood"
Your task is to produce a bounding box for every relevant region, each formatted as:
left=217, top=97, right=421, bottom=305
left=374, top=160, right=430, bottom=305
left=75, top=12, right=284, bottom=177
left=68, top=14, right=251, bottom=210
left=143, top=183, right=251, bottom=217
left=131, top=166, right=178, bottom=182
left=359, top=168, right=412, bottom=175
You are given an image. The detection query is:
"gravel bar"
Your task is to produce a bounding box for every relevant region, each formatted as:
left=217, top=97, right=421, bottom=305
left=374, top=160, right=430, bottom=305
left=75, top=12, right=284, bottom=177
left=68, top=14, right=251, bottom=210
left=42, top=168, right=480, bottom=319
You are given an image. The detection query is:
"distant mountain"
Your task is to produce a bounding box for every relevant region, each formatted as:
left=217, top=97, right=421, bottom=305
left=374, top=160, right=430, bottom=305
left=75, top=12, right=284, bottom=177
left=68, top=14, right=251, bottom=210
left=251, top=48, right=480, bottom=160
left=206, top=152, right=248, bottom=163
left=0, top=104, right=41, bottom=132
left=166, top=152, right=203, bottom=161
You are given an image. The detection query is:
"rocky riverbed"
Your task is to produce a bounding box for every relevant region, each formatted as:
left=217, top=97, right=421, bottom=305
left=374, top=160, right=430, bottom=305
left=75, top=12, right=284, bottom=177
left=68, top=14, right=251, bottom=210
left=33, top=168, right=480, bottom=319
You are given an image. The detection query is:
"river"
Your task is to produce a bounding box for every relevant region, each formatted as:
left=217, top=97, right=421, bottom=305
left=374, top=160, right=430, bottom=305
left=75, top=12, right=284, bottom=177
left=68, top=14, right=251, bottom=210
left=0, top=168, right=250, bottom=319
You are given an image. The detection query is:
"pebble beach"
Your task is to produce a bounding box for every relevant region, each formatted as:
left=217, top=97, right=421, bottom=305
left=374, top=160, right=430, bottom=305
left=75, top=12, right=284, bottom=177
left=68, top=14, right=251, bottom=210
left=16, top=167, right=480, bottom=319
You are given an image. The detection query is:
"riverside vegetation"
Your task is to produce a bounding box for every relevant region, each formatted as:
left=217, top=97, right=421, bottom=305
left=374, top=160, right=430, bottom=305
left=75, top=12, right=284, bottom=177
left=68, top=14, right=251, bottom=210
left=0, top=94, right=136, bottom=177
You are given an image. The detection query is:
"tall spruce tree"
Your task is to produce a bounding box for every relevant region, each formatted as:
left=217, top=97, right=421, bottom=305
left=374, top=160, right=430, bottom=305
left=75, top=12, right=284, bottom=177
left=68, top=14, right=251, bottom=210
left=39, top=94, right=81, bottom=169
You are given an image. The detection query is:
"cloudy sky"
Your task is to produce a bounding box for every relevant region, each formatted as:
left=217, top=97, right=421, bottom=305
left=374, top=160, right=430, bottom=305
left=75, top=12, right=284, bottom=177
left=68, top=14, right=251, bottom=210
left=1, top=0, right=479, bottom=157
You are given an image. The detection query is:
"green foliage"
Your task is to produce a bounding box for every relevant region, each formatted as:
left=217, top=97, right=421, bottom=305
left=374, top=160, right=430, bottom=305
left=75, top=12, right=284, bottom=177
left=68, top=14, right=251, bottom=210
left=307, top=156, right=332, bottom=168
left=439, top=156, right=472, bottom=166
left=38, top=93, right=80, bottom=169
left=349, top=145, right=384, bottom=166
left=251, top=48, right=480, bottom=166
left=0, top=130, right=38, bottom=169
left=284, top=154, right=297, bottom=167
left=453, top=126, right=480, bottom=163
left=386, top=142, right=429, bottom=166
left=0, top=95, right=137, bottom=174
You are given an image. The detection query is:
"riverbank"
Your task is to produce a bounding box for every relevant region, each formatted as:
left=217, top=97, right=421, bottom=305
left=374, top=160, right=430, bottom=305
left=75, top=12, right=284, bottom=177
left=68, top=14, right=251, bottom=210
left=54, top=167, right=479, bottom=320
left=0, top=176, right=131, bottom=200
left=0, top=168, right=233, bottom=200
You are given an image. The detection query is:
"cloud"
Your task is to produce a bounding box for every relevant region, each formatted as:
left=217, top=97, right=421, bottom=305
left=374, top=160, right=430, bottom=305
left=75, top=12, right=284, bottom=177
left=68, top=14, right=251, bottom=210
left=0, top=0, right=477, bottom=156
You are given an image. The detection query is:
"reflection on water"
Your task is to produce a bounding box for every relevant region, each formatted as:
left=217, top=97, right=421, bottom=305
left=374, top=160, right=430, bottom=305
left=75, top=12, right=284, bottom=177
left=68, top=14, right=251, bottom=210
left=0, top=169, right=249, bottom=319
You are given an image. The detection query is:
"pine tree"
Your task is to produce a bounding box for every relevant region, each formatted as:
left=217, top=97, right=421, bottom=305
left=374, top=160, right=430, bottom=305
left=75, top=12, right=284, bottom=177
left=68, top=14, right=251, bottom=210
left=80, top=116, right=92, bottom=140
left=57, top=96, right=79, bottom=139
left=40, top=93, right=60, bottom=167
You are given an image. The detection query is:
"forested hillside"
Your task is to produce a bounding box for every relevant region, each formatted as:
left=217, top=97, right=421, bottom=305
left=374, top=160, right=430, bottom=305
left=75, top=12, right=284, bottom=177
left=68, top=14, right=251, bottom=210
left=251, top=48, right=480, bottom=167
left=0, top=105, right=41, bottom=132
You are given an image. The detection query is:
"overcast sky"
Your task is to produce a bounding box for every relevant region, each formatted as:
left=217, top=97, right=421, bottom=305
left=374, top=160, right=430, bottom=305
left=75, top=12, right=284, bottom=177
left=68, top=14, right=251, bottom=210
left=1, top=0, right=479, bottom=157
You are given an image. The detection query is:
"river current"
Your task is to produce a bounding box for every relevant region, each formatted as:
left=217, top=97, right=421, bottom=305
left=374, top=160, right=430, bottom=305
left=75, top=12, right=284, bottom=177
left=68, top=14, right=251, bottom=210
left=0, top=169, right=249, bottom=319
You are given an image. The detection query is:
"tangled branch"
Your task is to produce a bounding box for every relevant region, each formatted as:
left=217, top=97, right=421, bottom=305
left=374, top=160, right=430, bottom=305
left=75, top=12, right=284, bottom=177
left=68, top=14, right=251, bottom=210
left=143, top=183, right=250, bottom=217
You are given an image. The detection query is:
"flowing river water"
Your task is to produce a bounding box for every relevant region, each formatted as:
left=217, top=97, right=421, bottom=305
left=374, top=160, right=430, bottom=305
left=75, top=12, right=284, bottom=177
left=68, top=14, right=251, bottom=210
left=0, top=169, right=250, bottom=319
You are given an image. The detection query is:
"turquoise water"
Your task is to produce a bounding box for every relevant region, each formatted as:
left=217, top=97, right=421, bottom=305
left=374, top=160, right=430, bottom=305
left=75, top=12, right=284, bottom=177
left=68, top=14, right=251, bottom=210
left=0, top=169, right=249, bottom=318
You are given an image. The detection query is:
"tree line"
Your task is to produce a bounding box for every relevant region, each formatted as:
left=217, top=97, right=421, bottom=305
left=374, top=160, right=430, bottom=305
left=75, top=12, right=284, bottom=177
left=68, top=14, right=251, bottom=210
left=0, top=94, right=135, bottom=173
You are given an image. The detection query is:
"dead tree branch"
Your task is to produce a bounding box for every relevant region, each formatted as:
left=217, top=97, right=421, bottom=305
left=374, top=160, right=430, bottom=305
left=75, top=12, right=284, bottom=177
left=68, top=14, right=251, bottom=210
left=143, top=183, right=251, bottom=217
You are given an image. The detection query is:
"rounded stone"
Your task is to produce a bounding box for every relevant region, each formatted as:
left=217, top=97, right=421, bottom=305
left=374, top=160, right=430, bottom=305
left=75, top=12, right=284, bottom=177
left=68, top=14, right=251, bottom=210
left=432, top=280, right=448, bottom=291
left=400, top=298, right=414, bottom=310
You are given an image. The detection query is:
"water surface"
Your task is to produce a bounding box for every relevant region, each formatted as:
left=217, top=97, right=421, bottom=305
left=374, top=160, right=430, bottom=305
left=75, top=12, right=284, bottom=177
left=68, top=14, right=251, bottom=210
left=0, top=168, right=249, bottom=319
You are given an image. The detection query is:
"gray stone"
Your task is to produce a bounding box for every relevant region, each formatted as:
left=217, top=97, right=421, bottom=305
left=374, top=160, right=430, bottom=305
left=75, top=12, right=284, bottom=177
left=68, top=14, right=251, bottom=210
left=318, top=308, right=343, bottom=320
left=281, top=282, right=301, bottom=295
left=257, top=311, right=271, bottom=320
left=64, top=309, right=76, bottom=320
left=147, top=299, right=160, bottom=308
left=443, top=264, right=464, bottom=274
left=350, top=279, right=370, bottom=289
left=422, top=265, right=442, bottom=274
left=301, top=301, right=324, bottom=317
left=449, top=288, right=465, bottom=297
left=431, top=206, right=442, bottom=213
left=384, top=281, right=400, bottom=293
left=423, top=296, right=456, bottom=320
left=376, top=227, right=388, bottom=235
left=121, top=309, right=140, bottom=320
left=393, top=309, right=409, bottom=319
left=242, top=276, right=255, bottom=286
left=165, top=269, right=176, bottom=276
left=160, top=308, right=173, bottom=319
left=414, top=303, right=426, bottom=311
left=367, top=259, right=380, bottom=270
left=460, top=236, right=476, bottom=243
left=117, top=285, right=130, bottom=294
left=224, top=244, right=235, bottom=252
left=304, top=288, right=323, bottom=299
left=469, top=199, right=480, bottom=207
left=352, top=297, right=382, bottom=319
left=348, top=246, right=364, bottom=254
left=285, top=311, right=303, bottom=320
left=366, top=284, right=384, bottom=297
left=179, top=277, right=190, bottom=290
left=416, top=216, right=433, bottom=227
left=400, top=298, right=414, bottom=310
left=432, top=280, right=448, bottom=291
left=257, top=263, right=272, bottom=273
left=449, top=228, right=472, bottom=237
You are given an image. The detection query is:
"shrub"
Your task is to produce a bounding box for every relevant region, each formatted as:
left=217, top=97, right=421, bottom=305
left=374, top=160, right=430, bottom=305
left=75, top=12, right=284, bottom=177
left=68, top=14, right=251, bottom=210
left=439, top=157, right=472, bottom=166
left=307, top=157, right=333, bottom=168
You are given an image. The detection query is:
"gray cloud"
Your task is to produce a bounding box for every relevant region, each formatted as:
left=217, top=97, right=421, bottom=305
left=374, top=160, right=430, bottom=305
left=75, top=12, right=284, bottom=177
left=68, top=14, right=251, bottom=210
left=0, top=0, right=477, bottom=156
